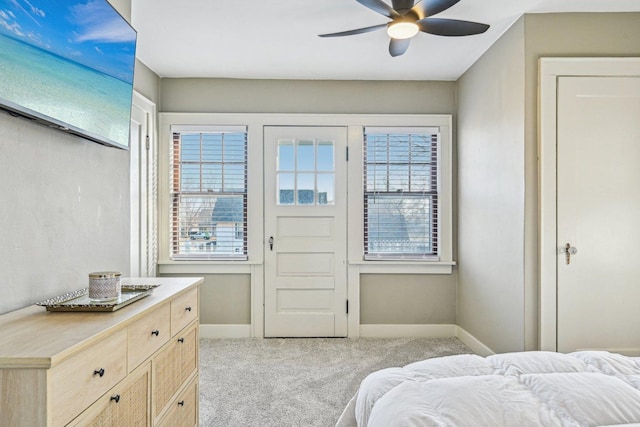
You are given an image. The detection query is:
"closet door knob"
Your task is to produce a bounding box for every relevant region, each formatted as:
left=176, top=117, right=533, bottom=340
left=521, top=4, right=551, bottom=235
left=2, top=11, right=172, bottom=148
left=185, top=306, right=192, bottom=312
left=110, top=394, right=120, bottom=403
left=178, top=400, right=185, bottom=406
left=93, top=368, right=105, bottom=377
left=151, top=330, right=160, bottom=336
left=178, top=337, right=185, bottom=343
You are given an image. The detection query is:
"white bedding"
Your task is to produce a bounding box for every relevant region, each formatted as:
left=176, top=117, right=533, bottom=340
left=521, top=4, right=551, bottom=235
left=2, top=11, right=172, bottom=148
left=336, top=351, right=640, bottom=427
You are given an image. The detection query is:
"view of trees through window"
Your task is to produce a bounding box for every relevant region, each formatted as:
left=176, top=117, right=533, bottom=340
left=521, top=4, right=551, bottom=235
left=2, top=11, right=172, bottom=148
left=170, top=128, right=247, bottom=259
left=169, top=125, right=439, bottom=260
left=364, top=129, right=438, bottom=259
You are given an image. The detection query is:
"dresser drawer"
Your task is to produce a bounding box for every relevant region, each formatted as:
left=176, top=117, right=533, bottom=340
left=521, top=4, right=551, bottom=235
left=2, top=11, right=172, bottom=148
left=68, top=363, right=150, bottom=427
left=156, top=376, right=198, bottom=427
left=128, top=303, right=171, bottom=371
left=51, top=328, right=127, bottom=426
left=153, top=323, right=198, bottom=419
left=170, top=287, right=198, bottom=336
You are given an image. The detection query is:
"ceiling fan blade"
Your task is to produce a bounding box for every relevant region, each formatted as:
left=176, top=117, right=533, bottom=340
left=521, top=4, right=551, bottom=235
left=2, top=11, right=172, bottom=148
left=410, top=0, right=461, bottom=19
left=319, top=23, right=388, bottom=38
left=356, top=0, right=400, bottom=19
left=389, top=38, right=411, bottom=57
left=391, top=0, right=415, bottom=13
left=417, top=18, right=489, bottom=36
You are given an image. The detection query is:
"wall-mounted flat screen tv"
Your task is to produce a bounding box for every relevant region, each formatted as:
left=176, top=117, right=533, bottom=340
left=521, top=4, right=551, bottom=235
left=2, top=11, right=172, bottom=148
left=0, top=0, right=136, bottom=149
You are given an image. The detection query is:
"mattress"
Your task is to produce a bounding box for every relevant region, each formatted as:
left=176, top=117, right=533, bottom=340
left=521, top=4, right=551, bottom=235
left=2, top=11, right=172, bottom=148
left=336, top=351, right=640, bottom=427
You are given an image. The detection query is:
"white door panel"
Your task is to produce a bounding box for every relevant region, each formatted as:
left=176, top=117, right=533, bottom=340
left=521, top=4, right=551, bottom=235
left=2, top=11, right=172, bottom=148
left=264, top=126, right=348, bottom=337
left=557, top=76, right=640, bottom=355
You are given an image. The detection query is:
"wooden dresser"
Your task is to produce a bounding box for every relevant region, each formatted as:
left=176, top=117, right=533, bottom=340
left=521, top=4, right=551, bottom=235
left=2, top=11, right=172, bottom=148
left=0, top=276, right=202, bottom=427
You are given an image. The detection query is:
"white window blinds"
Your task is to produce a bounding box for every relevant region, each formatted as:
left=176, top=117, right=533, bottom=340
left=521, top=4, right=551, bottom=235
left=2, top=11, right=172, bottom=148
left=170, top=126, right=247, bottom=260
left=363, top=127, right=439, bottom=260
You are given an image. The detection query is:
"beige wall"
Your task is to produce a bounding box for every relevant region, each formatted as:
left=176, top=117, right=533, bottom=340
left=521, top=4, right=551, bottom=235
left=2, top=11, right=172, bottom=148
left=456, top=18, right=526, bottom=353
left=0, top=0, right=158, bottom=314
left=0, top=114, right=131, bottom=314
left=159, top=78, right=458, bottom=327
left=108, top=0, right=130, bottom=21
left=456, top=12, right=640, bottom=353
left=522, top=12, right=640, bottom=350
left=360, top=275, right=456, bottom=324
left=160, top=78, right=455, bottom=114
left=162, top=274, right=251, bottom=324
left=134, top=60, right=161, bottom=103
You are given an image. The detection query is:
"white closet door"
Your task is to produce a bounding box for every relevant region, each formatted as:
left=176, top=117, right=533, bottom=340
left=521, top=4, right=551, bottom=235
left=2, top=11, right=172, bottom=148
left=557, top=76, right=640, bottom=355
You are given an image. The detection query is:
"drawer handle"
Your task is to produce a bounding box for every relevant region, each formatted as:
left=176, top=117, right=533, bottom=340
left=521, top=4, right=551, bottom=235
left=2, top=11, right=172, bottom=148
left=185, top=306, right=192, bottom=312
left=151, top=330, right=160, bottom=336
left=93, top=368, right=105, bottom=377
left=178, top=337, right=185, bottom=343
left=178, top=400, right=185, bottom=406
left=110, top=394, right=121, bottom=403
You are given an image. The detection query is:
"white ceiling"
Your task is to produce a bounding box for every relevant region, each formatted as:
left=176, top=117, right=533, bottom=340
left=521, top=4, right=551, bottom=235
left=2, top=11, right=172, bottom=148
left=131, top=0, right=640, bottom=81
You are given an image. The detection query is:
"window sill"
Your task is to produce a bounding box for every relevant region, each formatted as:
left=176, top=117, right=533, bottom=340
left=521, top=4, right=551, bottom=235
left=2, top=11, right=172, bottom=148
left=348, top=260, right=456, bottom=275
left=158, top=260, right=261, bottom=275
left=157, top=259, right=455, bottom=275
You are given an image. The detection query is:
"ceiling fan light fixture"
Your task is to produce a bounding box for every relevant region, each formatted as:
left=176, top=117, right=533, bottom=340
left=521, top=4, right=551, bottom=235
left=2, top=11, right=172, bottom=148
left=387, top=21, right=419, bottom=39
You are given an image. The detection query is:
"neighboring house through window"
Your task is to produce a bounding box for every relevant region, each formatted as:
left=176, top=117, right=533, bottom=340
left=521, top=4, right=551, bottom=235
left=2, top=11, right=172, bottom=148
left=170, top=126, right=247, bottom=260
left=363, top=127, right=439, bottom=260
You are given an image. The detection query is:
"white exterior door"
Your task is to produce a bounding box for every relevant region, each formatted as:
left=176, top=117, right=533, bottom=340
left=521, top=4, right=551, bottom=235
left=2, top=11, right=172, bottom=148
left=557, top=76, right=640, bottom=355
left=264, top=126, right=348, bottom=337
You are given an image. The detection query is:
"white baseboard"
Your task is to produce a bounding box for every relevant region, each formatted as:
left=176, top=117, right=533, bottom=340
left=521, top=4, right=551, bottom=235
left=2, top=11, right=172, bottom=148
left=455, top=326, right=495, bottom=356
left=200, top=324, right=252, bottom=338
left=356, top=324, right=495, bottom=356
left=199, top=323, right=496, bottom=356
left=359, top=324, right=457, bottom=338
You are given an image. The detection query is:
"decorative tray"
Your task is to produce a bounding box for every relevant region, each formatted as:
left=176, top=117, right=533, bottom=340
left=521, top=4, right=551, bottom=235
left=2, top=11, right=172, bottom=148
left=36, top=284, right=160, bottom=312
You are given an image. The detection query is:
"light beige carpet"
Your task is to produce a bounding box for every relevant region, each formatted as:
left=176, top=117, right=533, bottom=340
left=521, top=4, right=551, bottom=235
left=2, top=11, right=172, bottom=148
left=199, top=337, right=472, bottom=427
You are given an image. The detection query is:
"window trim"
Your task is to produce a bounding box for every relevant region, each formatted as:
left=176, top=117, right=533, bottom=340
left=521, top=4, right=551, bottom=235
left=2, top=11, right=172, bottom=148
left=349, top=121, right=453, bottom=272
left=158, top=113, right=453, bottom=341
left=363, top=127, right=440, bottom=261
left=157, top=113, right=453, bottom=273
left=169, top=125, right=248, bottom=261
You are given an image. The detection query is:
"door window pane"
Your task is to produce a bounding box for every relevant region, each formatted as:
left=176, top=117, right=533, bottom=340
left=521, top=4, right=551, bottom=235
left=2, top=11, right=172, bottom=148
left=297, top=174, right=315, bottom=205
left=278, top=141, right=295, bottom=171
left=317, top=174, right=334, bottom=205
left=276, top=138, right=335, bottom=206
left=317, top=141, right=334, bottom=171
left=297, top=140, right=315, bottom=171
left=278, top=173, right=295, bottom=205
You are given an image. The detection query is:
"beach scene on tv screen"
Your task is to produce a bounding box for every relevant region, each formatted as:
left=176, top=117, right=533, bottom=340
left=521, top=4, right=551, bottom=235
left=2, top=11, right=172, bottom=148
left=0, top=0, right=136, bottom=148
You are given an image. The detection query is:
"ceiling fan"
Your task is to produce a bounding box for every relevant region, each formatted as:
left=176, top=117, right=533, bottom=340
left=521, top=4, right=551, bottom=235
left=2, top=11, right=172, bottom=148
left=319, top=0, right=490, bottom=57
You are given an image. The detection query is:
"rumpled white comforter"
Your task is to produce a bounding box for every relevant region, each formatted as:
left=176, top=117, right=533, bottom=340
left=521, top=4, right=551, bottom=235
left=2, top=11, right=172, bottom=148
left=336, top=351, right=640, bottom=427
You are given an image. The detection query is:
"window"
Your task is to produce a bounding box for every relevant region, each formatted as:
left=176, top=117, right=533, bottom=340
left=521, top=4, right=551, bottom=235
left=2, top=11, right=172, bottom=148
left=277, top=139, right=335, bottom=205
left=170, top=126, right=247, bottom=260
left=363, top=127, right=439, bottom=260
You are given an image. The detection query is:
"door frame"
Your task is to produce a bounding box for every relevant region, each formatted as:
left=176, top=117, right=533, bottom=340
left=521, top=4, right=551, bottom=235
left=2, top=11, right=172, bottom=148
left=538, top=57, right=640, bottom=351
left=157, top=113, right=452, bottom=338
left=130, top=91, right=158, bottom=277
left=262, top=126, right=349, bottom=337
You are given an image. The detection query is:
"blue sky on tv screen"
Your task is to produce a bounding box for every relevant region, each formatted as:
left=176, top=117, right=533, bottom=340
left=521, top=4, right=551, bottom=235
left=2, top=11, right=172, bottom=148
left=0, top=0, right=136, bottom=83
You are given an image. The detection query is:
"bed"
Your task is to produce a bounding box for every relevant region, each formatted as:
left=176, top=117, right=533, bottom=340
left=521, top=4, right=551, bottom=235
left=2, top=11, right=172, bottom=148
left=336, top=351, right=640, bottom=427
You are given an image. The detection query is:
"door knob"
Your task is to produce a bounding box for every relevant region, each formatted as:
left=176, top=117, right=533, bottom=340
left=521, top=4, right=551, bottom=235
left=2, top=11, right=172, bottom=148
left=560, top=243, right=578, bottom=264
left=269, top=236, right=274, bottom=251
